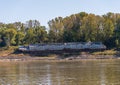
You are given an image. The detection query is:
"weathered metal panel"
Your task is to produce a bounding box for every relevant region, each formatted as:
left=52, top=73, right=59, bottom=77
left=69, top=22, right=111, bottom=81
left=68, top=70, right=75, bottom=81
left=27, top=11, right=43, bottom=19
left=19, top=42, right=106, bottom=51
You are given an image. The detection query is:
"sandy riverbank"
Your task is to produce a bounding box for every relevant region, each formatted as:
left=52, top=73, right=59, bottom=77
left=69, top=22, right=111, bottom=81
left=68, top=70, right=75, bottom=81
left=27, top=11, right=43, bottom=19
left=0, top=54, right=120, bottom=62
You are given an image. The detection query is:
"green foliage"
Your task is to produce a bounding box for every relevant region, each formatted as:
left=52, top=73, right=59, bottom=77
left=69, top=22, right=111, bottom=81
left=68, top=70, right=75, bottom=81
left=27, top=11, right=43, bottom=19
left=34, top=26, right=48, bottom=43
left=80, top=14, right=98, bottom=41
left=15, top=31, right=25, bottom=45
left=48, top=17, right=64, bottom=42
left=24, top=26, right=48, bottom=44
left=48, top=12, right=120, bottom=48
left=115, top=39, right=119, bottom=48
left=4, top=28, right=17, bottom=46
left=1, top=12, right=120, bottom=49
left=0, top=20, right=48, bottom=47
left=24, top=28, right=35, bottom=44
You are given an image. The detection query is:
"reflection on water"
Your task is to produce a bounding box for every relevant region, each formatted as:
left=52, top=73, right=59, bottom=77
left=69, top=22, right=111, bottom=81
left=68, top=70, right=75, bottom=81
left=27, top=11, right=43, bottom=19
left=0, top=60, right=120, bottom=85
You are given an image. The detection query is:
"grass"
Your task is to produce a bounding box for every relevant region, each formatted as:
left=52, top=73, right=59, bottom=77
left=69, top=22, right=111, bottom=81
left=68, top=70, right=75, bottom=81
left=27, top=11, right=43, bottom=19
left=0, top=46, right=18, bottom=56
left=92, top=49, right=117, bottom=55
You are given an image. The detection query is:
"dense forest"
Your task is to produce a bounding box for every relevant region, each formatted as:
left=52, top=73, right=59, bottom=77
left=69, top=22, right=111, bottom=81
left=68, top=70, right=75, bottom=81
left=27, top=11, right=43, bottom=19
left=0, top=12, right=120, bottom=48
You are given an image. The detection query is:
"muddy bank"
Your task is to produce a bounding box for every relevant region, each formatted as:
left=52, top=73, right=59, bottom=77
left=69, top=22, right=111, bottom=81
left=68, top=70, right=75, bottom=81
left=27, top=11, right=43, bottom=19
left=62, top=54, right=118, bottom=60
left=0, top=54, right=119, bottom=62
left=0, top=55, right=58, bottom=62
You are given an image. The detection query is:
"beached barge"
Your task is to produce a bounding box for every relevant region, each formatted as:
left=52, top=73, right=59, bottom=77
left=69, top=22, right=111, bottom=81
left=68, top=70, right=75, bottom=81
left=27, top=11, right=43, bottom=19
left=19, top=42, right=106, bottom=52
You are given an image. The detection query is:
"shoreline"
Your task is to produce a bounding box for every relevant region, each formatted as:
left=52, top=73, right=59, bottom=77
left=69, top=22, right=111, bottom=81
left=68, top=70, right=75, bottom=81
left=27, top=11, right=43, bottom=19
left=0, top=54, right=120, bottom=62
left=0, top=46, right=120, bottom=62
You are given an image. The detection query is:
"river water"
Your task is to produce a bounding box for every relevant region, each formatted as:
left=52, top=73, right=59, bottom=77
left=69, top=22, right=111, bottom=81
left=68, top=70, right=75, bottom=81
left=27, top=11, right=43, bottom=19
left=0, top=60, right=120, bottom=85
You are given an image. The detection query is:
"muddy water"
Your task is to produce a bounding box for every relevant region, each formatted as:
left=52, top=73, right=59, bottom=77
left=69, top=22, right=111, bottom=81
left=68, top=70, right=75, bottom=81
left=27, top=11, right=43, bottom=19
left=0, top=60, right=120, bottom=85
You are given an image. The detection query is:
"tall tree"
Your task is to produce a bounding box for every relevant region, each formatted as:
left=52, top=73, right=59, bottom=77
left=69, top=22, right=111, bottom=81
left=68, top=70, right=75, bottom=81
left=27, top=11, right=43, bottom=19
left=34, top=26, right=48, bottom=43
left=15, top=31, right=25, bottom=45
left=24, top=28, right=35, bottom=44
left=48, top=17, right=64, bottom=42
left=4, top=28, right=17, bottom=47
left=25, top=20, right=40, bottom=29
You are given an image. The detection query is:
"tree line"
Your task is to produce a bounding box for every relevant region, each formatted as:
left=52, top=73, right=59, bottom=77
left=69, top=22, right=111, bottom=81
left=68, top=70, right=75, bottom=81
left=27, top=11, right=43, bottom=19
left=0, top=12, right=120, bottom=48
